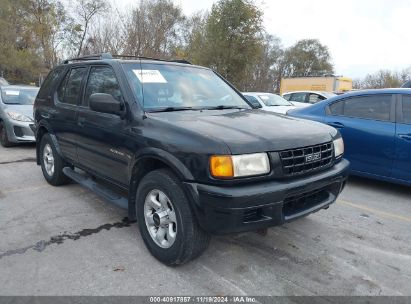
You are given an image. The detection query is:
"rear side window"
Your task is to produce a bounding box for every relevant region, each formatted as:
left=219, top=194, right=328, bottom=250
left=57, top=67, right=87, bottom=105
left=84, top=66, right=122, bottom=107
left=402, top=95, right=411, bottom=124
left=343, top=95, right=391, bottom=121
left=37, top=67, right=64, bottom=100
left=290, top=93, right=307, bottom=103
left=328, top=95, right=392, bottom=121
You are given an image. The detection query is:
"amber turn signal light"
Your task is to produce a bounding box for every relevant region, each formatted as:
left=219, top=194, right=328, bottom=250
left=209, top=155, right=234, bottom=179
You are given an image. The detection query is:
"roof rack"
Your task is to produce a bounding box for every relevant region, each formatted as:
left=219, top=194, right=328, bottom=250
left=62, top=53, right=191, bottom=65
left=111, top=54, right=191, bottom=64
left=62, top=53, right=113, bottom=64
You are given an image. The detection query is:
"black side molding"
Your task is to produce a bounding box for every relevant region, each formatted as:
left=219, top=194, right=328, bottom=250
left=62, top=167, right=128, bottom=210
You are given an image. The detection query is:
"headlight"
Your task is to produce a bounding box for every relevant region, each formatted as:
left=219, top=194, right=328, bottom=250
left=6, top=111, right=32, bottom=122
left=333, top=137, right=344, bottom=158
left=210, top=153, right=270, bottom=179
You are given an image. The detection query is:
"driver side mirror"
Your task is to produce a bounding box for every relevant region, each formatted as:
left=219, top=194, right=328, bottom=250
left=89, top=93, right=124, bottom=116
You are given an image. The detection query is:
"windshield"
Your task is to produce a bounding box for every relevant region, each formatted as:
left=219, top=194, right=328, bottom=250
left=123, top=63, right=250, bottom=111
left=1, top=88, right=38, bottom=105
left=258, top=94, right=293, bottom=106
left=0, top=78, right=9, bottom=86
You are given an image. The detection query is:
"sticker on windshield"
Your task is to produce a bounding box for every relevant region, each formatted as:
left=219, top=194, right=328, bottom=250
left=5, top=90, right=20, bottom=96
left=259, top=95, right=269, bottom=100
left=133, top=70, right=167, bottom=83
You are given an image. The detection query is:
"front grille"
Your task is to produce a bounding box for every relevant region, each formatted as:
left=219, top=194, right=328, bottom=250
left=283, top=188, right=330, bottom=218
left=279, top=142, right=333, bottom=176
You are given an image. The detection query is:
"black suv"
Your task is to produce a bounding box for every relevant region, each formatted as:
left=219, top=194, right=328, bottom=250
left=33, top=53, right=349, bottom=265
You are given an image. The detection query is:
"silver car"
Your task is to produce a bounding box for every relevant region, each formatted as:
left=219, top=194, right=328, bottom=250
left=0, top=85, right=39, bottom=147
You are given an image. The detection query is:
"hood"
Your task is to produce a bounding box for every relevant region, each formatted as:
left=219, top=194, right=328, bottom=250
left=292, top=102, right=310, bottom=108
left=147, top=109, right=337, bottom=154
left=262, top=106, right=296, bottom=115
left=3, top=104, right=34, bottom=119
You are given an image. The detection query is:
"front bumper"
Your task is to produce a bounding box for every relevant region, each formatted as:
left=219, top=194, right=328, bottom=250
left=184, top=159, right=349, bottom=234
left=3, top=118, right=35, bottom=143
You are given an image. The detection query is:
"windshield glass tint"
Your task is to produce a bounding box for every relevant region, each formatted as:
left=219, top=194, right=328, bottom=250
left=1, top=88, right=38, bottom=105
left=123, top=63, right=250, bottom=111
left=258, top=94, right=292, bottom=106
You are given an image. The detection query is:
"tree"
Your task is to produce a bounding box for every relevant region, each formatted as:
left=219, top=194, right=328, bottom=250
left=82, top=16, right=126, bottom=55
left=73, top=0, right=109, bottom=56
left=25, top=0, right=72, bottom=68
left=354, top=68, right=411, bottom=89
left=123, top=0, right=185, bottom=58
left=0, top=0, right=44, bottom=84
left=280, top=39, right=334, bottom=77
left=187, top=0, right=264, bottom=90
left=246, top=34, right=283, bottom=92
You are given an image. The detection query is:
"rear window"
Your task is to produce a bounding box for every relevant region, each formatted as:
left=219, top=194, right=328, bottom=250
left=1, top=88, right=39, bottom=105
left=328, top=101, right=344, bottom=115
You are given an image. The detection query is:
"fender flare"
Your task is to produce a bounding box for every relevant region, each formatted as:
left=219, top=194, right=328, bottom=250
left=127, top=148, right=194, bottom=221
left=129, top=147, right=194, bottom=181
left=35, top=121, right=63, bottom=165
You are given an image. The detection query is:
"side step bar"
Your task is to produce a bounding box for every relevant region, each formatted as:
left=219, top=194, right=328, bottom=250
left=63, top=167, right=128, bottom=210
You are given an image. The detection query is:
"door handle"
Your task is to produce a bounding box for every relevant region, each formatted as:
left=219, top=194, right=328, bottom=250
left=398, top=134, right=411, bottom=141
left=328, top=122, right=345, bottom=129
left=78, top=117, right=86, bottom=127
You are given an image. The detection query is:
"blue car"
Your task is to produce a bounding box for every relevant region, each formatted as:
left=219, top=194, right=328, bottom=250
left=288, top=88, right=411, bottom=186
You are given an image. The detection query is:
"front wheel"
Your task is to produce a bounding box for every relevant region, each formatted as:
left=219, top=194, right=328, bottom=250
left=0, top=122, right=13, bottom=147
left=136, top=169, right=210, bottom=265
left=40, top=134, right=71, bottom=186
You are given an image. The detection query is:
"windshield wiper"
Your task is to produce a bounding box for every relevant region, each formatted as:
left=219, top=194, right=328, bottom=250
left=203, top=105, right=247, bottom=110
left=146, top=106, right=199, bottom=113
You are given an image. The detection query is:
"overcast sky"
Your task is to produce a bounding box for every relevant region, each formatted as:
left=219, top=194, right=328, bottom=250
left=115, top=0, right=411, bottom=79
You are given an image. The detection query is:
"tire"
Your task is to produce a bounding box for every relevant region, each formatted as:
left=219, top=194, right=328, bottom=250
left=136, top=169, right=210, bottom=265
left=0, top=122, right=13, bottom=147
left=40, top=134, right=71, bottom=186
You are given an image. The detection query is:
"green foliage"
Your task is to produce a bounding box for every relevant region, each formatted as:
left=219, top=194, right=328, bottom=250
left=0, top=0, right=73, bottom=84
left=281, top=39, right=334, bottom=77
left=187, top=0, right=264, bottom=90
left=0, top=0, right=337, bottom=90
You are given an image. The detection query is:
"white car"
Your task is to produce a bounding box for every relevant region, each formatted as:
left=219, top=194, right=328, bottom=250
left=282, top=91, right=337, bottom=107
left=242, top=92, right=308, bottom=114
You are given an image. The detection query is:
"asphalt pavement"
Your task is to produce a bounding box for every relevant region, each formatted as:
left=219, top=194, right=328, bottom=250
left=0, top=144, right=410, bottom=296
